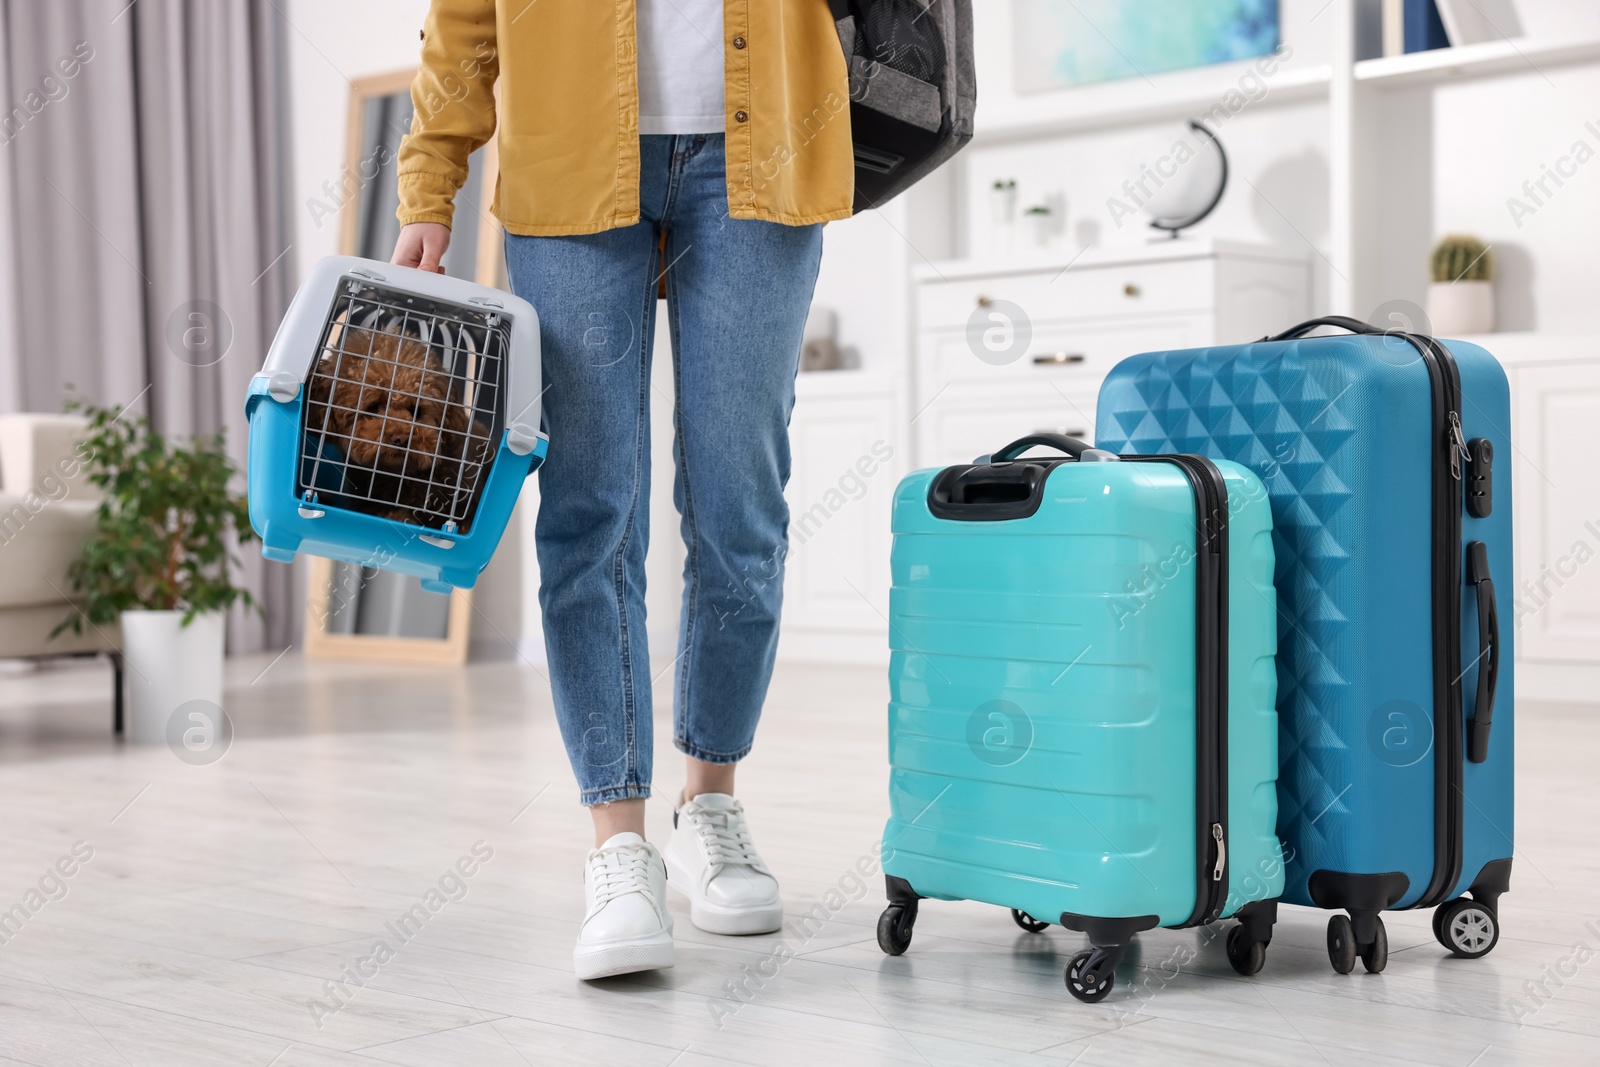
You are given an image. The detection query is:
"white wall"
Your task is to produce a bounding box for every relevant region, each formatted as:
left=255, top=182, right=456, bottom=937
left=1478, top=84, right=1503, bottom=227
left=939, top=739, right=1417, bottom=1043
left=1425, top=64, right=1600, bottom=334
left=810, top=197, right=924, bottom=374
left=284, top=0, right=431, bottom=285
left=962, top=98, right=1333, bottom=289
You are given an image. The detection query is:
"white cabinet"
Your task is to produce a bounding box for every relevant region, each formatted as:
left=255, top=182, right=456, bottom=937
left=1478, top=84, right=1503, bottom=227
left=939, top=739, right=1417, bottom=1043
left=1510, top=358, right=1600, bottom=668
left=912, top=240, right=1311, bottom=467
left=777, top=374, right=902, bottom=663
left=1444, top=332, right=1600, bottom=703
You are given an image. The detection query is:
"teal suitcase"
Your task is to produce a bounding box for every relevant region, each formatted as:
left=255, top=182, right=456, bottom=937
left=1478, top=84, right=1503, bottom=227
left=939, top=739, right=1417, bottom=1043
left=877, top=434, right=1284, bottom=1002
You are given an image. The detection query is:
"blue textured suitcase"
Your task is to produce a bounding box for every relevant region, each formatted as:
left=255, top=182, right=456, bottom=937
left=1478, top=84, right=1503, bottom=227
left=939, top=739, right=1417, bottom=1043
left=876, top=433, right=1284, bottom=1002
left=1096, top=316, right=1512, bottom=973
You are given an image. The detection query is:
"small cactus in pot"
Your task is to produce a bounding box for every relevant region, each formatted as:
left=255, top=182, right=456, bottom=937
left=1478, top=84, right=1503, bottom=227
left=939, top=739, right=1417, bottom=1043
left=1426, top=234, right=1495, bottom=335
left=1430, top=235, right=1494, bottom=284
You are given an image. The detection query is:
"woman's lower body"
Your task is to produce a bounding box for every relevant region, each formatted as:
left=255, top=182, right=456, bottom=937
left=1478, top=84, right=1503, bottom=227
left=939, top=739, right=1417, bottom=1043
left=504, top=134, right=823, bottom=978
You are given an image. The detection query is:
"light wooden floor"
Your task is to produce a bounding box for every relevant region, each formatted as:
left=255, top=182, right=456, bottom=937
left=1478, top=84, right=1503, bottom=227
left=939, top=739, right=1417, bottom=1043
left=0, top=653, right=1596, bottom=1067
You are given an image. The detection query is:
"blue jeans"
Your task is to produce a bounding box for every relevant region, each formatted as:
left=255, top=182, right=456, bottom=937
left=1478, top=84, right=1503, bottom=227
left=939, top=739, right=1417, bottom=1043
left=504, top=135, right=824, bottom=806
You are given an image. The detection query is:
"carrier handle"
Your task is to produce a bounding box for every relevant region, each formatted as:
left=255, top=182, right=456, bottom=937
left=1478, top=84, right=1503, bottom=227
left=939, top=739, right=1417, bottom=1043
left=1465, top=541, right=1499, bottom=764
left=1261, top=315, right=1397, bottom=342
left=991, top=433, right=1094, bottom=463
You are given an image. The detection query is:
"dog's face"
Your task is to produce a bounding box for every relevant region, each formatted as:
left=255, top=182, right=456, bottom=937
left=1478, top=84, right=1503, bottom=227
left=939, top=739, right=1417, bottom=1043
left=308, top=328, right=471, bottom=473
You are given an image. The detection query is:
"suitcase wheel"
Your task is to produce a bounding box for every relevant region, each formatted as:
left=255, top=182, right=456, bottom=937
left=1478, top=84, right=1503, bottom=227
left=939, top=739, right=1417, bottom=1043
left=1327, top=913, right=1388, bottom=974
left=1359, top=917, right=1388, bottom=973
left=1065, top=948, right=1117, bottom=1003
left=1326, top=915, right=1358, bottom=974
left=877, top=903, right=916, bottom=956
left=1225, top=924, right=1266, bottom=976
left=1433, top=897, right=1500, bottom=959
left=1011, top=909, right=1050, bottom=934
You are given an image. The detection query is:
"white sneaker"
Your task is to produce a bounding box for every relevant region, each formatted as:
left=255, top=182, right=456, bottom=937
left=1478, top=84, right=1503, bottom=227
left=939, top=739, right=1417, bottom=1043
left=573, top=832, right=675, bottom=980
left=664, top=793, right=784, bottom=935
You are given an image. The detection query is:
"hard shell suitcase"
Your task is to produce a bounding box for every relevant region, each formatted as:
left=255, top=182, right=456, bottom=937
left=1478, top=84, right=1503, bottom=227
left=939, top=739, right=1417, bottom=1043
left=877, top=433, right=1284, bottom=1002
left=1096, top=316, right=1513, bottom=973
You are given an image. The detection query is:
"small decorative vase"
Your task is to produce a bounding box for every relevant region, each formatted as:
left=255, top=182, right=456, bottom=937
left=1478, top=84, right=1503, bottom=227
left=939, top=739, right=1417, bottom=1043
left=1426, top=280, right=1495, bottom=336
left=989, top=180, right=1017, bottom=226
left=1023, top=210, right=1053, bottom=249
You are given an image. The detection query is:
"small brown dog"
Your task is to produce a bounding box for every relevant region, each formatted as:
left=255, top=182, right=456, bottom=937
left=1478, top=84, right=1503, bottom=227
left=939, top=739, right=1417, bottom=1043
left=305, top=325, right=492, bottom=527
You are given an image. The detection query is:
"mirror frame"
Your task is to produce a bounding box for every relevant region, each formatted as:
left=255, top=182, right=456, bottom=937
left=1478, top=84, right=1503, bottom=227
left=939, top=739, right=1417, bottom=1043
left=303, top=68, right=505, bottom=666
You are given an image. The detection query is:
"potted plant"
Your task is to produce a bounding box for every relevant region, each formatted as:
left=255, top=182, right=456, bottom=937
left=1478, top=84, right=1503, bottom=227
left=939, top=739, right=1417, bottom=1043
left=1023, top=204, right=1054, bottom=248
left=54, top=402, right=255, bottom=745
left=989, top=178, right=1018, bottom=226
left=1426, top=234, right=1495, bottom=336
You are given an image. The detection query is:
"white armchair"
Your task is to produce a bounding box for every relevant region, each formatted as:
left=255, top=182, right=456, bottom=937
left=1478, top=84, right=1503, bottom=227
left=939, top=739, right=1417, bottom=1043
left=0, top=414, right=121, bottom=722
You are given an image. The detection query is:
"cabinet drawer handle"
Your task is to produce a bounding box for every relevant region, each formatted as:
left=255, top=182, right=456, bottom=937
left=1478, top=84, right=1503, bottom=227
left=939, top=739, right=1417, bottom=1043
left=976, top=294, right=993, bottom=308
left=1124, top=283, right=1141, bottom=297
left=1031, top=351, right=1087, bottom=365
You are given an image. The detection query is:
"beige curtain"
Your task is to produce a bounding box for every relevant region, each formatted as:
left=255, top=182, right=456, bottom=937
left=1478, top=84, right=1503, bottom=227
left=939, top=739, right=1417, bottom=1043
left=0, top=0, right=294, bottom=652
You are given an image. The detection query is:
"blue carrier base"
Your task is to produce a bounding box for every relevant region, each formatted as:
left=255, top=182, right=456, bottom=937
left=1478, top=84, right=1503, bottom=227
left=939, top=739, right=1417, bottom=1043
left=246, top=374, right=546, bottom=594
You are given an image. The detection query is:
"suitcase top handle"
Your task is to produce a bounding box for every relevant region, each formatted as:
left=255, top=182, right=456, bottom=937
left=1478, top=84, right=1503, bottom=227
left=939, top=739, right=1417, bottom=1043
left=1263, top=315, right=1423, bottom=342
left=931, top=434, right=1118, bottom=521
left=991, top=433, right=1119, bottom=464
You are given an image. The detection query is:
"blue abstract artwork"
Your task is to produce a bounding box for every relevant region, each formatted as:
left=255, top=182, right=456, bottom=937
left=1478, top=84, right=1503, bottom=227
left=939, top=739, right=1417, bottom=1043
left=1012, top=0, right=1281, bottom=92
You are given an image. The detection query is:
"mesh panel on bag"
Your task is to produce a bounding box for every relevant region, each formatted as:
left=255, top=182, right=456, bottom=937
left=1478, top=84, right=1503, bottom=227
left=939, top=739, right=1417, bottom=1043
left=854, top=0, right=945, bottom=85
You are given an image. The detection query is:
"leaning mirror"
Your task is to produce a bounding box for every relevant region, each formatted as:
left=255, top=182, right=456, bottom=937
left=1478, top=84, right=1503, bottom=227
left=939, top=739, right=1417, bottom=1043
left=303, top=68, right=504, bottom=665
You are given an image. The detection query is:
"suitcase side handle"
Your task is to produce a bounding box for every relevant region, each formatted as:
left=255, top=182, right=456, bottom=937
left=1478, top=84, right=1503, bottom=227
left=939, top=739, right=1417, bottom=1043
left=1466, top=540, right=1499, bottom=763
left=1262, top=315, right=1395, bottom=342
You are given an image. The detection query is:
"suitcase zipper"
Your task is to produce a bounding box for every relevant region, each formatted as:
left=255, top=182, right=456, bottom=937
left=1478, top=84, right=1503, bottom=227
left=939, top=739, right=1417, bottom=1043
left=1402, top=335, right=1467, bottom=910
left=1449, top=412, right=1469, bottom=481
left=1124, top=454, right=1231, bottom=926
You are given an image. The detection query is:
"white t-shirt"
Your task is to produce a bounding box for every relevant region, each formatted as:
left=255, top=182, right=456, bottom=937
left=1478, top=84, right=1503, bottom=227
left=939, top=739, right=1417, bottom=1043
left=636, top=0, right=725, bottom=135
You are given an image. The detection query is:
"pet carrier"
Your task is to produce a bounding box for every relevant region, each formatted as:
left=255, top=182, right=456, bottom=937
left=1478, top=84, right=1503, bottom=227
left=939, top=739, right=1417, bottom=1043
left=246, top=256, right=547, bottom=594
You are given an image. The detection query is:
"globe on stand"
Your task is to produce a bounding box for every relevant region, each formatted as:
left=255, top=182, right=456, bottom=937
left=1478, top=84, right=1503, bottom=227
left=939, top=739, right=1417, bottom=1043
left=1139, top=120, right=1229, bottom=238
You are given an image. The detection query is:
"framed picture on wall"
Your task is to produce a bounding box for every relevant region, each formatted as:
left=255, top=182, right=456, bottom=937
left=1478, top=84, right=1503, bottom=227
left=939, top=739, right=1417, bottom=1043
left=1012, top=0, right=1281, bottom=92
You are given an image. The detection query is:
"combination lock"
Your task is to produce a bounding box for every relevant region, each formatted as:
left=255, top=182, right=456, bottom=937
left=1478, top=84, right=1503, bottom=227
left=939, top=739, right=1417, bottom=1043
left=1466, top=438, right=1493, bottom=518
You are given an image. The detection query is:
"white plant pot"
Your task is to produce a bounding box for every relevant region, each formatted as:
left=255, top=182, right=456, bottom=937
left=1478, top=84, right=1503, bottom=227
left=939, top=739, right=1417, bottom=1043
left=1426, top=280, right=1495, bottom=336
left=119, top=610, right=224, bottom=746
left=989, top=182, right=1017, bottom=226
left=1023, top=212, right=1053, bottom=248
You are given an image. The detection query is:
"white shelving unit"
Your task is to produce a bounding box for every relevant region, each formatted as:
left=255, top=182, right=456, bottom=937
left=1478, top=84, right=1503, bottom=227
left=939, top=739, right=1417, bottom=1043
left=1353, top=35, right=1600, bottom=87
left=947, top=1, right=1600, bottom=316
left=972, top=65, right=1334, bottom=145
left=780, top=2, right=1600, bottom=688
left=1330, top=7, right=1600, bottom=319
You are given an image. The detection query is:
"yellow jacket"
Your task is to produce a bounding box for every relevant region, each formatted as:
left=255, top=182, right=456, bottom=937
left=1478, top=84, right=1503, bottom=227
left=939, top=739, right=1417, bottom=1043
left=397, top=0, right=856, bottom=237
